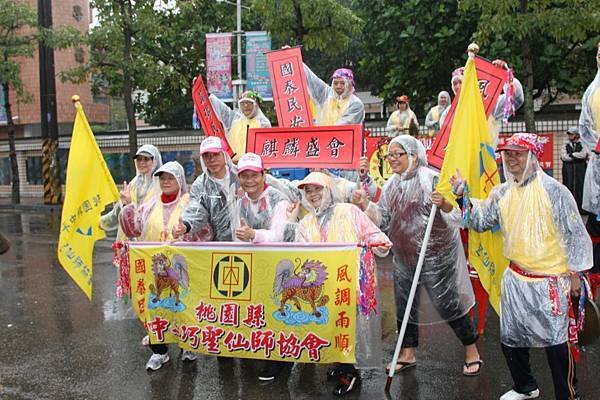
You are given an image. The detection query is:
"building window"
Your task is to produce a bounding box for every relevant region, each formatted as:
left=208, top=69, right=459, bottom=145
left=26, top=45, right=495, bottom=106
left=73, top=5, right=83, bottom=21
left=74, top=47, right=85, bottom=64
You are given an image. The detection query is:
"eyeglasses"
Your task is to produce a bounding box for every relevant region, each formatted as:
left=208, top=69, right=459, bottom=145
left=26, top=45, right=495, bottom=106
left=384, top=152, right=407, bottom=160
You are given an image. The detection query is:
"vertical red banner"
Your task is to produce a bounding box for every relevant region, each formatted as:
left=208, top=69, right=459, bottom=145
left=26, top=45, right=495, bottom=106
left=266, top=47, right=313, bottom=128
left=428, top=56, right=508, bottom=169
left=191, top=75, right=234, bottom=157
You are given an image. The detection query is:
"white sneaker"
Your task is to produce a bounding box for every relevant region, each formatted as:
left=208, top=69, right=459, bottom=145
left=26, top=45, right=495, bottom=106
left=499, top=389, right=540, bottom=400
left=181, top=350, right=198, bottom=361
left=146, top=353, right=170, bottom=371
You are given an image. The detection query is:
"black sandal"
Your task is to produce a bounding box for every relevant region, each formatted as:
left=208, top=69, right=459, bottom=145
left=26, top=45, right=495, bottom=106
left=463, top=360, right=484, bottom=377
left=333, top=371, right=361, bottom=396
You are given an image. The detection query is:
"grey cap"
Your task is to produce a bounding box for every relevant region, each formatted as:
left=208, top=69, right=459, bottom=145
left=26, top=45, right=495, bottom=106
left=567, top=126, right=579, bottom=135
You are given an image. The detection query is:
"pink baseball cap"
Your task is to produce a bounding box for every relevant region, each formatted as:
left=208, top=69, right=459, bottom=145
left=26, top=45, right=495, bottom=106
left=200, top=136, right=225, bottom=155
left=237, top=153, right=264, bottom=174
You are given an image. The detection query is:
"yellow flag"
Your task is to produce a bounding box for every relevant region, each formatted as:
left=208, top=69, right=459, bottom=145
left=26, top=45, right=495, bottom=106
left=436, top=57, right=508, bottom=313
left=57, top=98, right=119, bottom=299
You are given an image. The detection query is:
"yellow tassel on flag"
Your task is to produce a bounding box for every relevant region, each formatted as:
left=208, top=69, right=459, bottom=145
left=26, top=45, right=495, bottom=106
left=57, top=95, right=119, bottom=299
left=436, top=52, right=509, bottom=314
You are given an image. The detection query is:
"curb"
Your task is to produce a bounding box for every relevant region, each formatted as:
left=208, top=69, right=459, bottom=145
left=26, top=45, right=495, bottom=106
left=0, top=204, right=62, bottom=213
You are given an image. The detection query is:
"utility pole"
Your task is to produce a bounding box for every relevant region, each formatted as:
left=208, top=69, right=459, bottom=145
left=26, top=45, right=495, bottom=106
left=38, top=0, right=62, bottom=204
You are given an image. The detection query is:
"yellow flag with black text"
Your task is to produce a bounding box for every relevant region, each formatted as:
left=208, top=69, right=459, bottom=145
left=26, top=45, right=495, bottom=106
left=436, top=57, right=508, bottom=313
left=57, top=98, right=119, bottom=299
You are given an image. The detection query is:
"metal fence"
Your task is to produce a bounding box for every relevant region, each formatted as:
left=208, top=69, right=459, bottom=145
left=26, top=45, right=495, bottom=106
left=0, top=117, right=581, bottom=198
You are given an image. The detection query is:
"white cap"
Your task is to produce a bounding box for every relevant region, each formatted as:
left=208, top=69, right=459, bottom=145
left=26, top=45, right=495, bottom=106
left=237, top=153, right=264, bottom=174
left=200, top=136, right=225, bottom=155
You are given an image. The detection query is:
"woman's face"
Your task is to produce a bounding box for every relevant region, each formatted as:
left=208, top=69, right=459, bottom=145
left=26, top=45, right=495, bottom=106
left=452, top=78, right=462, bottom=95
left=303, top=184, right=324, bottom=208
left=239, top=100, right=255, bottom=118
left=239, top=170, right=265, bottom=199
left=386, top=143, right=412, bottom=175
left=398, top=102, right=408, bottom=111
left=135, top=155, right=153, bottom=174
left=159, top=172, right=180, bottom=196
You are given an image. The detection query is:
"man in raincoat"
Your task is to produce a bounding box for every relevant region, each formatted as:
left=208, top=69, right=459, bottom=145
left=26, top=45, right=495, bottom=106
left=439, top=133, right=592, bottom=400
left=173, top=136, right=239, bottom=241
left=303, top=64, right=365, bottom=126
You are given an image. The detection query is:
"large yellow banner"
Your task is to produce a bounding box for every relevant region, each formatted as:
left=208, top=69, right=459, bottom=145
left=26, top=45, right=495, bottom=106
left=129, top=242, right=360, bottom=364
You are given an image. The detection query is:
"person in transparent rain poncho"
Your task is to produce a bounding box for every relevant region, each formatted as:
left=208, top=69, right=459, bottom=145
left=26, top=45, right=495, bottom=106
left=386, top=95, right=419, bottom=137
left=119, top=161, right=206, bottom=370
left=424, top=91, right=451, bottom=137
left=230, top=153, right=298, bottom=382
left=353, top=135, right=482, bottom=376
left=435, top=133, right=592, bottom=400
left=302, top=63, right=376, bottom=198
left=100, top=144, right=163, bottom=240
left=295, top=171, right=392, bottom=396
left=440, top=60, right=524, bottom=150
left=580, top=43, right=600, bottom=229
left=303, top=64, right=365, bottom=126
left=172, top=136, right=239, bottom=242
left=209, top=90, right=271, bottom=161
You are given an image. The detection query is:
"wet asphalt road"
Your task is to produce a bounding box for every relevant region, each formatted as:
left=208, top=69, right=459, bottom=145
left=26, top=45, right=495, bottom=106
left=0, top=210, right=598, bottom=400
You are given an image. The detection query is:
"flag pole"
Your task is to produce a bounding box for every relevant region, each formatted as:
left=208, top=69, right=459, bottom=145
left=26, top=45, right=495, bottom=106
left=385, top=178, right=439, bottom=393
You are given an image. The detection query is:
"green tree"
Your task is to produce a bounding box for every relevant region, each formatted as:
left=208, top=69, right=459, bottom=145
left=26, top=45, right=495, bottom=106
left=136, top=0, right=243, bottom=127
left=0, top=0, right=78, bottom=204
left=461, top=0, right=600, bottom=131
left=354, top=0, right=480, bottom=116
left=251, top=0, right=364, bottom=78
left=61, top=0, right=159, bottom=171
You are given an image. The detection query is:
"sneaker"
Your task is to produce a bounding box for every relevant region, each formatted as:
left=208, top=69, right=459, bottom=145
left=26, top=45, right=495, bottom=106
left=181, top=350, right=198, bottom=362
left=258, top=361, right=287, bottom=381
left=333, top=371, right=361, bottom=396
left=146, top=353, right=170, bottom=371
left=499, top=389, right=540, bottom=400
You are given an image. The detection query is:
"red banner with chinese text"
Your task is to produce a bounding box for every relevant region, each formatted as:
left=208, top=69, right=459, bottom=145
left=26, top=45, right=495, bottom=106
left=247, top=125, right=362, bottom=168
left=191, top=75, right=234, bottom=157
left=266, top=47, right=313, bottom=128
left=428, top=56, right=508, bottom=169
left=129, top=242, right=359, bottom=364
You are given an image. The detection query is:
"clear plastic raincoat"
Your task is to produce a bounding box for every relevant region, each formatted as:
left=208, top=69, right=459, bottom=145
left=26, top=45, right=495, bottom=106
left=231, top=185, right=294, bottom=243
left=119, top=161, right=204, bottom=242
left=364, top=136, right=474, bottom=330
left=303, top=64, right=365, bottom=126
left=209, top=94, right=271, bottom=159
left=296, top=172, right=391, bottom=368
left=466, top=152, right=593, bottom=347
left=424, top=91, right=451, bottom=136
left=579, top=57, right=600, bottom=216
left=182, top=149, right=240, bottom=241
left=100, top=144, right=163, bottom=240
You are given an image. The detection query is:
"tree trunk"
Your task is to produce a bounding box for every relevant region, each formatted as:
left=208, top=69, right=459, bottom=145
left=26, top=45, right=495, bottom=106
left=3, top=83, right=20, bottom=204
left=120, top=0, right=137, bottom=176
left=292, top=0, right=305, bottom=45
left=520, top=0, right=536, bottom=132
